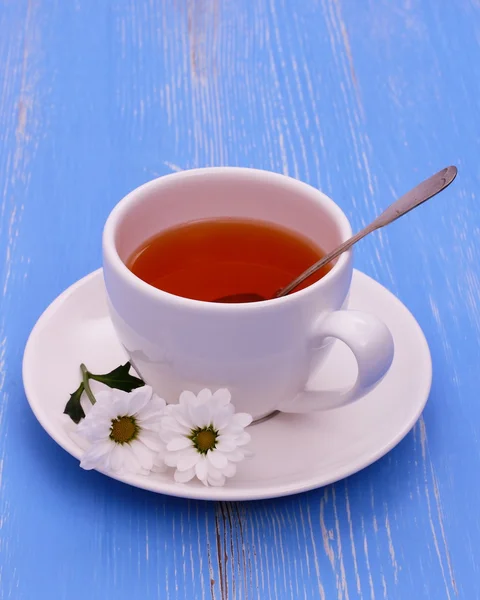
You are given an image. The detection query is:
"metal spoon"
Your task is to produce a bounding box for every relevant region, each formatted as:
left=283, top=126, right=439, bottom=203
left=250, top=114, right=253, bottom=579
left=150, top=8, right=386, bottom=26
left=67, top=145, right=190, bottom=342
left=215, top=166, right=457, bottom=303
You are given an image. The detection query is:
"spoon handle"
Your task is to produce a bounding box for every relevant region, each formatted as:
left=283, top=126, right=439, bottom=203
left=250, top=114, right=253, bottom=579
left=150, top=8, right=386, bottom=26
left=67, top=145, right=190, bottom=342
left=275, top=166, right=458, bottom=298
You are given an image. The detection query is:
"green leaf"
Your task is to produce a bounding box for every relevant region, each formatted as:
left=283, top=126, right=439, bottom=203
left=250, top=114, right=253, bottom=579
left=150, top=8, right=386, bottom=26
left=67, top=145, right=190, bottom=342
left=64, top=362, right=145, bottom=424
left=64, top=383, right=86, bottom=424
left=89, top=362, right=145, bottom=392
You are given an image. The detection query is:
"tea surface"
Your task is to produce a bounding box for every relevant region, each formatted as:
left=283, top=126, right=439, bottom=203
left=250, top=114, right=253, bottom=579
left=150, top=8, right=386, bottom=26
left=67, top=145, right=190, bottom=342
left=127, top=218, right=331, bottom=302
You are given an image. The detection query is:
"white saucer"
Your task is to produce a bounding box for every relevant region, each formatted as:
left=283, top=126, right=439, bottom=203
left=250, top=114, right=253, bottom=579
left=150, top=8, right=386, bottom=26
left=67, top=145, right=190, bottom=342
left=23, top=269, right=431, bottom=501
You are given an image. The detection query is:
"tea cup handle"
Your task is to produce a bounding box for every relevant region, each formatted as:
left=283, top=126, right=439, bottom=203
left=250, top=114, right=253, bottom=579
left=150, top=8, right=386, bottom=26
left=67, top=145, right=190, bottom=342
left=278, top=310, right=394, bottom=413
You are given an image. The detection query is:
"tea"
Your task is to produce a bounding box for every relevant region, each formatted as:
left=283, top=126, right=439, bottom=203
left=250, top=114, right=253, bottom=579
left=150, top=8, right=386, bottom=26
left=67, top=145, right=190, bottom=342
left=127, top=218, right=331, bottom=302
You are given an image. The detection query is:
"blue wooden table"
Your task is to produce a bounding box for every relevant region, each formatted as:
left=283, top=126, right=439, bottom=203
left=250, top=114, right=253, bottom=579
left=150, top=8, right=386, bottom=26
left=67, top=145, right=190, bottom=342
left=0, top=1, right=477, bottom=598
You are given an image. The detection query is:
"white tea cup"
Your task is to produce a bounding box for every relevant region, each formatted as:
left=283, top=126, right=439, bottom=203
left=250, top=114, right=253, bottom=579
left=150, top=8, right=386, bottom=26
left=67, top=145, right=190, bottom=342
left=103, top=168, right=394, bottom=421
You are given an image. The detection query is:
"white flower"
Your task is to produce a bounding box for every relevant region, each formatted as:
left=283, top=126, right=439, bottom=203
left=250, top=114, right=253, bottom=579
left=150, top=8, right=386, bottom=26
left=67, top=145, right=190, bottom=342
left=159, top=388, right=253, bottom=487
left=76, top=386, right=166, bottom=476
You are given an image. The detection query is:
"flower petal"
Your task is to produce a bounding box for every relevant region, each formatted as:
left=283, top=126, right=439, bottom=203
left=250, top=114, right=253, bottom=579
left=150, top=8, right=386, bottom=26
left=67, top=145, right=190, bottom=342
left=109, top=389, right=132, bottom=417
left=161, top=416, right=190, bottom=435
left=136, top=395, right=166, bottom=422
left=231, top=413, right=253, bottom=428
left=77, top=419, right=112, bottom=442
left=219, top=424, right=245, bottom=437
left=215, top=404, right=235, bottom=426
left=212, top=388, right=231, bottom=405
left=197, top=389, right=213, bottom=403
left=130, top=440, right=154, bottom=471
left=207, top=474, right=226, bottom=487
left=207, top=450, right=228, bottom=470
left=215, top=437, right=237, bottom=453
left=195, top=457, right=208, bottom=482
left=118, top=443, right=143, bottom=473
left=159, top=429, right=175, bottom=444
left=167, top=436, right=192, bottom=451
left=189, top=402, right=212, bottom=428
left=152, top=455, right=168, bottom=473
left=138, top=423, right=162, bottom=435
left=80, top=440, right=113, bottom=470
left=211, top=408, right=233, bottom=431
left=223, top=462, right=237, bottom=478
left=234, top=432, right=251, bottom=446
left=174, top=411, right=194, bottom=430
left=223, top=448, right=245, bottom=463
left=77, top=399, right=112, bottom=421
left=202, top=463, right=223, bottom=480
left=138, top=430, right=165, bottom=452
left=127, top=386, right=153, bottom=415
left=174, top=467, right=195, bottom=483
left=176, top=448, right=200, bottom=472
left=93, top=389, right=116, bottom=404
left=166, top=404, right=194, bottom=429
left=179, top=390, right=198, bottom=406
left=109, top=443, right=125, bottom=472
left=165, top=451, right=181, bottom=468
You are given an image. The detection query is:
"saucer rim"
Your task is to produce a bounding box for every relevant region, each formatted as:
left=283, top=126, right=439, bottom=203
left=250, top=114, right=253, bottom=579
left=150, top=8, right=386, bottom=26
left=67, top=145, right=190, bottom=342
left=23, top=268, right=432, bottom=501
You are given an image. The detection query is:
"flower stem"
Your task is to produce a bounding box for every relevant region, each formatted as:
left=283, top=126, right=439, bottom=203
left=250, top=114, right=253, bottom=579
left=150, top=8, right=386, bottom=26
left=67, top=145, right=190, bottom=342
left=81, top=363, right=96, bottom=405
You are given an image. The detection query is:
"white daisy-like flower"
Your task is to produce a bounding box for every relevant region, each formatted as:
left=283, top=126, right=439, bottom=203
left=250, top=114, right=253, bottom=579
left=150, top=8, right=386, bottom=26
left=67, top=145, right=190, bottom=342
left=159, top=388, right=253, bottom=487
left=76, top=385, right=166, bottom=476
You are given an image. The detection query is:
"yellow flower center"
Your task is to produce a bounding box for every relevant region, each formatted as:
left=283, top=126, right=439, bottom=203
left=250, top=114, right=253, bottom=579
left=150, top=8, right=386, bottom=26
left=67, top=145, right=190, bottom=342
left=190, top=425, right=218, bottom=454
left=196, top=430, right=217, bottom=452
left=110, top=416, right=138, bottom=444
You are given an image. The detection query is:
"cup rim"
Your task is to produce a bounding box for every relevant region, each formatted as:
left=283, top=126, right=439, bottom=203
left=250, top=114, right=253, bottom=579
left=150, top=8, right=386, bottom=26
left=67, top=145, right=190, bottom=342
left=102, top=167, right=353, bottom=312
